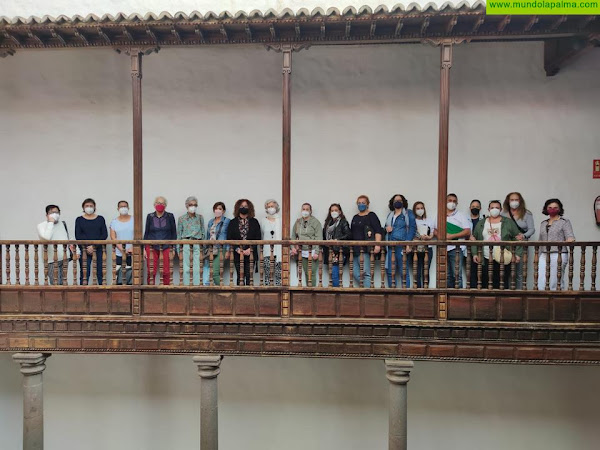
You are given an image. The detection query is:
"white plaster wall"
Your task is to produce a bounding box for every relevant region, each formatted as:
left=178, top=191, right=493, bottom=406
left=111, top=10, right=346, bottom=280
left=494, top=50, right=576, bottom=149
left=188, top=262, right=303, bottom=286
left=0, top=21, right=600, bottom=450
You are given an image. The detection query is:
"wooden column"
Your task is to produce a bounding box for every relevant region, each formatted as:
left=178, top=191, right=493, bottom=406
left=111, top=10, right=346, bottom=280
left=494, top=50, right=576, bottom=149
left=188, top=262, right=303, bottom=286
left=385, top=359, right=414, bottom=450
left=193, top=355, right=223, bottom=450
left=436, top=42, right=453, bottom=320
left=13, top=353, right=50, bottom=450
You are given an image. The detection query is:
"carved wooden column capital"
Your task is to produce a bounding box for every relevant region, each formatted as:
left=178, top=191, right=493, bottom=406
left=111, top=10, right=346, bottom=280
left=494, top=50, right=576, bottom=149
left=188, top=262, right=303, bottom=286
left=193, top=355, right=223, bottom=379
left=13, top=352, right=50, bottom=376
left=385, top=359, right=414, bottom=385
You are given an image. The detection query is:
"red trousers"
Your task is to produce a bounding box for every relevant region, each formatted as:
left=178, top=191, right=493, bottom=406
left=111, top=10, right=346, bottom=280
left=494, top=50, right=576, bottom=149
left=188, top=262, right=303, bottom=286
left=146, top=245, right=171, bottom=285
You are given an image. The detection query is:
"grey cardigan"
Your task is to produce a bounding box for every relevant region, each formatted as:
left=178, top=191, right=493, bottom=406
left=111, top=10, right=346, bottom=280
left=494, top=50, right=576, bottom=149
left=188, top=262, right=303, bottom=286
left=501, top=210, right=535, bottom=240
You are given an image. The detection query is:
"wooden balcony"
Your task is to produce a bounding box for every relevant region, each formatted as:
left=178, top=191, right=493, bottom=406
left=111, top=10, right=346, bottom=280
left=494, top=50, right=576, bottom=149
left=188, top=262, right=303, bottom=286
left=1, top=239, right=599, bottom=364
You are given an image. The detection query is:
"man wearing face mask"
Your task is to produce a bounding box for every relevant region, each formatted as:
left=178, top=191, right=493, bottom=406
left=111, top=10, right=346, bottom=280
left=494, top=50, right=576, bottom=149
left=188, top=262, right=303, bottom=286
left=445, top=193, right=471, bottom=288
left=177, top=196, right=205, bottom=286
left=37, top=204, right=76, bottom=285
left=470, top=200, right=522, bottom=289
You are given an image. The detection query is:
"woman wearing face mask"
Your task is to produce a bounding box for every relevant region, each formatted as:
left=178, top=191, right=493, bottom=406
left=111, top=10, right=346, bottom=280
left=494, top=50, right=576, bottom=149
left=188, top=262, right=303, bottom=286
left=144, top=196, right=176, bottom=285
left=75, top=198, right=108, bottom=285
left=471, top=200, right=522, bottom=289
left=291, top=203, right=322, bottom=287
left=177, top=196, right=205, bottom=286
left=537, top=198, right=575, bottom=291
left=384, top=194, right=417, bottom=288
left=350, top=195, right=382, bottom=288
left=110, top=200, right=134, bottom=285
left=322, top=203, right=351, bottom=287
left=408, top=201, right=437, bottom=288
left=468, top=199, right=484, bottom=288
left=261, top=199, right=282, bottom=286
left=501, top=192, right=535, bottom=289
left=203, top=202, right=230, bottom=286
left=227, top=199, right=261, bottom=285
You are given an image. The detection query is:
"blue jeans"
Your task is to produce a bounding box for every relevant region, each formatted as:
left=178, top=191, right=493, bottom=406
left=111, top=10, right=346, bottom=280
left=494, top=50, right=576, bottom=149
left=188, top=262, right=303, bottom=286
left=386, top=246, right=409, bottom=288
left=181, top=244, right=201, bottom=286
left=353, top=254, right=372, bottom=288
left=408, top=248, right=433, bottom=288
left=79, top=246, right=103, bottom=285
left=447, top=248, right=463, bottom=288
left=331, top=264, right=341, bottom=287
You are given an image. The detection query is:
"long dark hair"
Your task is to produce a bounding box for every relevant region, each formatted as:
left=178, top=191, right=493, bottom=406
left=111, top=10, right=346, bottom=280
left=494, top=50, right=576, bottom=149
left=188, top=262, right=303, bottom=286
left=233, top=199, right=255, bottom=218
left=324, top=203, right=346, bottom=226
left=503, top=192, right=527, bottom=219
left=388, top=194, right=408, bottom=211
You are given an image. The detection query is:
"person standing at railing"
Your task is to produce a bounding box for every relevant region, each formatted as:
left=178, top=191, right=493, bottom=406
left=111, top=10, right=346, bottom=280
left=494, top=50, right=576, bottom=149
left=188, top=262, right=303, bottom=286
left=537, top=198, right=575, bottom=291
left=177, top=196, right=205, bottom=286
left=471, top=200, right=522, bottom=289
left=468, top=199, right=484, bottom=289
left=322, top=203, right=352, bottom=287
left=502, top=192, right=535, bottom=289
left=227, top=199, right=261, bottom=286
left=409, top=201, right=437, bottom=288
left=37, top=204, right=77, bottom=285
left=446, top=193, right=471, bottom=288
left=109, top=200, right=134, bottom=285
left=143, top=196, right=176, bottom=285
left=261, top=199, right=282, bottom=286
left=350, top=195, right=382, bottom=288
left=384, top=194, right=416, bottom=288
left=75, top=198, right=108, bottom=285
left=291, top=203, right=322, bottom=287
left=203, top=202, right=230, bottom=286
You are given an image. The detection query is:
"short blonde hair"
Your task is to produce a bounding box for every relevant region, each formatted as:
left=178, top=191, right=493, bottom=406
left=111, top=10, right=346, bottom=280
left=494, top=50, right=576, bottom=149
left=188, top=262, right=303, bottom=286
left=154, top=196, right=167, bottom=206
left=264, top=199, right=280, bottom=212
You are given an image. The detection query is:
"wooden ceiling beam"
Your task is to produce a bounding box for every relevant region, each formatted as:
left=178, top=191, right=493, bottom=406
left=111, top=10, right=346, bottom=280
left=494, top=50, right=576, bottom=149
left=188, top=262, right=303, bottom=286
left=171, top=25, right=182, bottom=43
left=345, top=20, right=351, bottom=38
left=498, top=16, right=511, bottom=32
left=524, top=16, right=538, bottom=32
left=50, top=28, right=66, bottom=46
left=550, top=16, right=567, bottom=31
left=73, top=29, right=88, bottom=45
left=26, top=28, right=44, bottom=46
left=145, top=27, right=157, bottom=44
left=446, top=16, right=458, bottom=34
left=245, top=24, right=252, bottom=40
left=220, top=24, right=229, bottom=42
left=544, top=36, right=590, bottom=76
left=421, top=18, right=430, bottom=35
left=194, top=25, right=205, bottom=44
left=2, top=30, right=21, bottom=47
left=472, top=16, right=484, bottom=34
left=96, top=27, right=111, bottom=44
left=394, top=19, right=404, bottom=37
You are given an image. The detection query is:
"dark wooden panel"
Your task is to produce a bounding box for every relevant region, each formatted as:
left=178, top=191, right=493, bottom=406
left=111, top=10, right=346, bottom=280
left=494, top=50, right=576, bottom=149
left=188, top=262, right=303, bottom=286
left=363, top=294, right=385, bottom=318
left=141, top=292, right=164, bottom=315
left=212, top=293, right=233, bottom=315
left=447, top=295, right=471, bottom=320
left=21, top=291, right=42, bottom=313
left=553, top=297, right=576, bottom=322
left=499, top=296, right=523, bottom=321
left=43, top=291, right=64, bottom=313
left=258, top=293, right=280, bottom=316
left=235, top=292, right=257, bottom=316
left=0, top=291, right=20, bottom=313
left=315, top=293, right=336, bottom=317
left=110, top=291, right=132, bottom=315
left=65, top=291, right=86, bottom=314
left=456, top=345, right=485, bottom=358
left=291, top=293, right=313, bottom=317
left=473, top=296, right=497, bottom=321
left=581, top=299, right=600, bottom=321
left=165, top=292, right=187, bottom=315
left=387, top=294, right=410, bottom=318
left=526, top=297, right=551, bottom=321
left=339, top=295, right=360, bottom=317
left=412, top=295, right=436, bottom=319
left=189, top=292, right=210, bottom=315
left=88, top=291, right=109, bottom=314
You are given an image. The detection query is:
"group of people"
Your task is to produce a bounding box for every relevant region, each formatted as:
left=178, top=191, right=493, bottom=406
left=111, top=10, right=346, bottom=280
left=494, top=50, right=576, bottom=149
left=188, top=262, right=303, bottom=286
left=36, top=192, right=575, bottom=290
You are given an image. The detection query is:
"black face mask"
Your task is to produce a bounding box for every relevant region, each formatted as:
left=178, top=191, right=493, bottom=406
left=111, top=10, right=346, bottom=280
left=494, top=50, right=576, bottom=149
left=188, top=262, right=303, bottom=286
left=471, top=208, right=480, bottom=216
left=239, top=207, right=249, bottom=215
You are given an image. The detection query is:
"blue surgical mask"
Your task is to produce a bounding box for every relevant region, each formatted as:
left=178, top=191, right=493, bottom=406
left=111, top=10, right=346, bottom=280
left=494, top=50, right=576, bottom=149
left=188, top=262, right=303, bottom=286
left=357, top=204, right=367, bottom=212
left=393, top=201, right=404, bottom=210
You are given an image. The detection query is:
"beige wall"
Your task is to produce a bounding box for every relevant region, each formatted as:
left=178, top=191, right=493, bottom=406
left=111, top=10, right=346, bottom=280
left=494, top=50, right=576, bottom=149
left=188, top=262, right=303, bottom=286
left=1, top=19, right=599, bottom=450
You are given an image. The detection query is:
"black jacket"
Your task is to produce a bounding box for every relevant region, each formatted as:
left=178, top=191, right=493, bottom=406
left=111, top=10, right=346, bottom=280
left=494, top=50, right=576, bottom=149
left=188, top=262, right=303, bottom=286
left=322, top=217, right=352, bottom=263
left=227, top=217, right=261, bottom=255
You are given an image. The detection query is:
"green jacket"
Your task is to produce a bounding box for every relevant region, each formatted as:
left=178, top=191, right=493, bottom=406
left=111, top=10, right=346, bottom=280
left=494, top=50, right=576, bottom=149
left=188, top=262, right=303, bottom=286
left=293, top=216, right=323, bottom=254
left=471, top=216, right=523, bottom=257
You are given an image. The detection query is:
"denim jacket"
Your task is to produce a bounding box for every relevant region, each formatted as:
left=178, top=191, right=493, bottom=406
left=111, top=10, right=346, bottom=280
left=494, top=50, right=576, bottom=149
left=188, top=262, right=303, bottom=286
left=206, top=217, right=230, bottom=251
left=385, top=209, right=417, bottom=242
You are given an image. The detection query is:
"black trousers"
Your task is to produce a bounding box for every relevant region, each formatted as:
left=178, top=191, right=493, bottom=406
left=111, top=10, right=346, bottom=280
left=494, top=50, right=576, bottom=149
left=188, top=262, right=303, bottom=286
left=478, top=259, right=512, bottom=289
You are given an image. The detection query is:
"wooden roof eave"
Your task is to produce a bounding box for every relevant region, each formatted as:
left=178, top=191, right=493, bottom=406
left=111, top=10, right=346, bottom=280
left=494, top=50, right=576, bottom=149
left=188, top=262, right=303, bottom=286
left=0, top=6, right=598, bottom=51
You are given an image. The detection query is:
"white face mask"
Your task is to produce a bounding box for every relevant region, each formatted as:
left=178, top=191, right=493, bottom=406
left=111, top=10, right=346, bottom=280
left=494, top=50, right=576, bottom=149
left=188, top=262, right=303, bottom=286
left=266, top=207, right=277, bottom=216
left=119, top=207, right=129, bottom=216
left=489, top=208, right=501, bottom=218
left=447, top=202, right=457, bottom=211
left=301, top=210, right=310, bottom=218
left=214, top=209, right=223, bottom=218
left=49, top=212, right=60, bottom=222
left=330, top=211, right=340, bottom=220
left=509, top=200, right=520, bottom=209
left=187, top=206, right=197, bottom=214
left=415, top=209, right=425, bottom=217
left=84, top=207, right=95, bottom=215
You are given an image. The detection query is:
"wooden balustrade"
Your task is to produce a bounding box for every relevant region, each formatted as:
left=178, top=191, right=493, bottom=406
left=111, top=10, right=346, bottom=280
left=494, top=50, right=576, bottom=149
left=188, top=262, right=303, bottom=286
left=0, top=240, right=598, bottom=292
